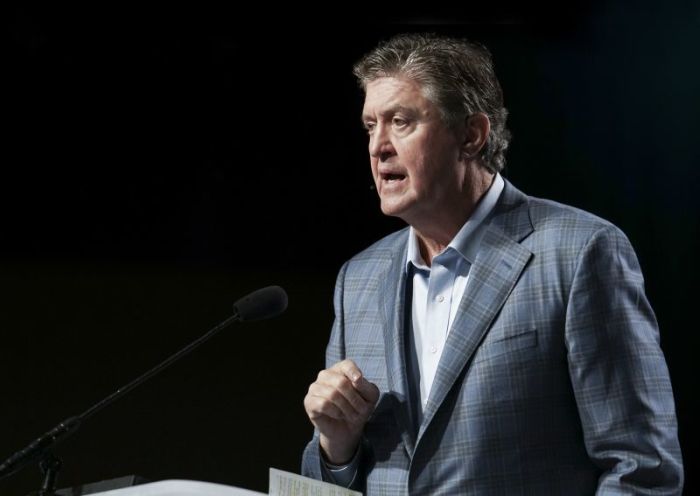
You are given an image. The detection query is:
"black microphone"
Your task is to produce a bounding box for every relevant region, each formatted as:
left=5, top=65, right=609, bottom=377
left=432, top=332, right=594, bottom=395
left=0, top=286, right=288, bottom=482
left=234, top=285, right=287, bottom=321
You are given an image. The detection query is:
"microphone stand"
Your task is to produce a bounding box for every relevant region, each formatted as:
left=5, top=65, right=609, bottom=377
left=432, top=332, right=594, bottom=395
left=38, top=453, right=61, bottom=496
left=3, top=312, right=241, bottom=496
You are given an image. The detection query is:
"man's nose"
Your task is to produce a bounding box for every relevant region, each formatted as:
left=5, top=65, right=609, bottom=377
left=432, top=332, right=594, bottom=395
left=369, top=124, right=396, bottom=161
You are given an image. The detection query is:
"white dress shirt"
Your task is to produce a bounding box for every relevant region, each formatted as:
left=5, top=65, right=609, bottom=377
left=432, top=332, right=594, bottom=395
left=405, top=173, right=504, bottom=419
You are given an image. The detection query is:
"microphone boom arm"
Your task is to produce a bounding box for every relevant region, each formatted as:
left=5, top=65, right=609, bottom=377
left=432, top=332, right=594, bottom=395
left=0, top=284, right=288, bottom=485
left=0, top=312, right=241, bottom=482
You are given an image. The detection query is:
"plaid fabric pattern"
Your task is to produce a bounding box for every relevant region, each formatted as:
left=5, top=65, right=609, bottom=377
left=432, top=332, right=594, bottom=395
left=302, top=180, right=683, bottom=495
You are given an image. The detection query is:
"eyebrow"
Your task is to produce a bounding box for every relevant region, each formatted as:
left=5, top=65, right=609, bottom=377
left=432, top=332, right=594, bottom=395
left=361, top=105, right=419, bottom=125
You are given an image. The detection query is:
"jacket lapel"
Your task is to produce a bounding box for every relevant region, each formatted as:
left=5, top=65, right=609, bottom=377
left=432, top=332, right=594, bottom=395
left=417, top=181, right=534, bottom=441
left=376, top=231, right=416, bottom=456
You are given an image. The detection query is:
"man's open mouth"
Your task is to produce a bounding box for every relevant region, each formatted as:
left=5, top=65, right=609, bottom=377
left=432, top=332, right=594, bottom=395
left=381, top=173, right=407, bottom=182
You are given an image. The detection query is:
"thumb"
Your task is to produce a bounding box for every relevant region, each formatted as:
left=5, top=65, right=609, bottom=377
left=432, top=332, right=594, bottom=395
left=353, top=376, right=380, bottom=404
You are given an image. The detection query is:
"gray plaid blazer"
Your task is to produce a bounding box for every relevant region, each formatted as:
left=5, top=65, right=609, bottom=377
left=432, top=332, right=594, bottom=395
left=302, top=180, right=683, bottom=495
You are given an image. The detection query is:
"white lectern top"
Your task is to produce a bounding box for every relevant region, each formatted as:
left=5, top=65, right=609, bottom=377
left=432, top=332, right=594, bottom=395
left=90, top=479, right=266, bottom=496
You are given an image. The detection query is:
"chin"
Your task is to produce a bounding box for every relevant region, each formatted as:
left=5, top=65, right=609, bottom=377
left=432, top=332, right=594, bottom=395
left=379, top=201, right=409, bottom=220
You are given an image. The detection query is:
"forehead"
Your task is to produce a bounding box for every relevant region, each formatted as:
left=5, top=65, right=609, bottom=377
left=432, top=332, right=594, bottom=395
left=361, top=77, right=433, bottom=119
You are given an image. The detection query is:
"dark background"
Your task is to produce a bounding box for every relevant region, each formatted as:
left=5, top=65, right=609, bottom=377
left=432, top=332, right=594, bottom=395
left=3, top=4, right=699, bottom=495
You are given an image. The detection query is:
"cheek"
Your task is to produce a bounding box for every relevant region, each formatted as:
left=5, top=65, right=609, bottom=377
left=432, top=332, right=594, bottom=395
left=408, top=153, right=431, bottom=186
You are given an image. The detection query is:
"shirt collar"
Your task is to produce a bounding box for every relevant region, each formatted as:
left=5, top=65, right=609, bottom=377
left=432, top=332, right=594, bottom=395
left=405, top=173, right=504, bottom=272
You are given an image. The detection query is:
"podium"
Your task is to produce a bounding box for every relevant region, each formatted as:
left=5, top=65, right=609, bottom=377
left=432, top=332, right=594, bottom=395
left=87, top=480, right=266, bottom=495
left=34, top=469, right=360, bottom=496
left=52, top=470, right=362, bottom=496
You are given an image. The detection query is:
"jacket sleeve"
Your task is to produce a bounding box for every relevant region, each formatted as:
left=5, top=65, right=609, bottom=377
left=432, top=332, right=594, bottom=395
left=301, top=261, right=361, bottom=486
left=565, top=225, right=683, bottom=494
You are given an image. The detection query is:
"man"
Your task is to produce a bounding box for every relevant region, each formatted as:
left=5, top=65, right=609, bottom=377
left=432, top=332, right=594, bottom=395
left=302, top=33, right=683, bottom=494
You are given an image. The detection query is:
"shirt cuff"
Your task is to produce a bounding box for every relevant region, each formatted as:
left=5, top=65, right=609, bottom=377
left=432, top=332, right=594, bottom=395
left=321, top=444, right=361, bottom=488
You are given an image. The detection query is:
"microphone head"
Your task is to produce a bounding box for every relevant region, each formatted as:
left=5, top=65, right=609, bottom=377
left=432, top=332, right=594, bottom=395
left=233, top=286, right=288, bottom=322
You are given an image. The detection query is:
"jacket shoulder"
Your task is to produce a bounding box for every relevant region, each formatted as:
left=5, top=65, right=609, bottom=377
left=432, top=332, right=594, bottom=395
left=526, top=195, right=626, bottom=241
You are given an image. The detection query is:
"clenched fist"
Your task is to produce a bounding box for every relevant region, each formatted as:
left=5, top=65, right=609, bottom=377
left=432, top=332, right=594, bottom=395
left=304, top=359, right=380, bottom=464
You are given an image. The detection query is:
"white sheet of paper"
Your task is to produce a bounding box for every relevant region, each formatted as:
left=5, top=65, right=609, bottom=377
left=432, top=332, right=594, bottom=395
left=268, top=468, right=362, bottom=496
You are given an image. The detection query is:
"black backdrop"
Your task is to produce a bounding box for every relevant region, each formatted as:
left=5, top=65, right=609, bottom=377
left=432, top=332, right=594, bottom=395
left=4, top=4, right=699, bottom=495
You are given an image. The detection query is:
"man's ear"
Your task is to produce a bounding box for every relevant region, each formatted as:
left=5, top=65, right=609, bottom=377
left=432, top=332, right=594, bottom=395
left=460, top=113, right=491, bottom=159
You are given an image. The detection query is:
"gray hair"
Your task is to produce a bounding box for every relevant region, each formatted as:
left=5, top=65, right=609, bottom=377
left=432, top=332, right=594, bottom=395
left=353, top=33, right=511, bottom=173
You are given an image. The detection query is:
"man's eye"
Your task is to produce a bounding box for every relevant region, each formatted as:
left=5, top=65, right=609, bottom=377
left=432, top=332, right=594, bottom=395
left=365, top=123, right=376, bottom=134
left=393, top=118, right=408, bottom=128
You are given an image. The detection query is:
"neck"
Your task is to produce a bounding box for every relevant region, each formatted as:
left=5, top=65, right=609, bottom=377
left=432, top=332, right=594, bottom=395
left=413, top=169, right=495, bottom=266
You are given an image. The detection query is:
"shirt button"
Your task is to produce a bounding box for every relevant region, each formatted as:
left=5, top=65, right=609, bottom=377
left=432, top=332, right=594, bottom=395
left=437, top=295, right=444, bottom=302
left=430, top=346, right=437, bottom=354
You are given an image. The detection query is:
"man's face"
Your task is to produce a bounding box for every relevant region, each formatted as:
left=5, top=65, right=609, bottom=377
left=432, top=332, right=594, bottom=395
left=362, top=77, right=466, bottom=224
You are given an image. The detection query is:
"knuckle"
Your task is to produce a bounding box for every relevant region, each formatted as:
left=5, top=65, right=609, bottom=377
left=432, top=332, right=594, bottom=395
left=345, top=359, right=359, bottom=373
left=304, top=401, right=313, bottom=412
left=335, top=375, right=351, bottom=390
left=303, top=397, right=316, bottom=414
left=328, top=388, right=343, bottom=403
left=337, top=359, right=357, bottom=375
